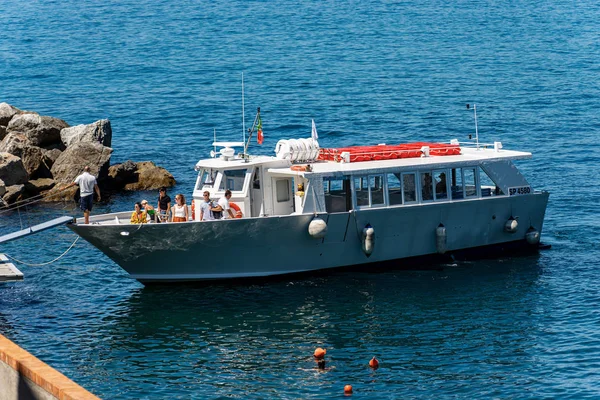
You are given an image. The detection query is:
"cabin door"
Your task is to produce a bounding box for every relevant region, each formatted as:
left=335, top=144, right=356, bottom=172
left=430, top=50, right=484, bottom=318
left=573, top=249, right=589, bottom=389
left=271, top=177, right=294, bottom=216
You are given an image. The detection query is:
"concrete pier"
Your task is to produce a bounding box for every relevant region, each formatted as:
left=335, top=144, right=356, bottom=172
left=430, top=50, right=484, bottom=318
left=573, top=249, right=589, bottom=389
left=0, top=334, right=99, bottom=400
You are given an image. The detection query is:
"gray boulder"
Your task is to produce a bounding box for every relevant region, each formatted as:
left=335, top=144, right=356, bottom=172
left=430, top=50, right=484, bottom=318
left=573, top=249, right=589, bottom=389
left=60, top=119, right=112, bottom=148
left=0, top=133, right=51, bottom=179
left=7, top=113, right=69, bottom=148
left=106, top=160, right=138, bottom=189
left=123, top=161, right=176, bottom=191
left=50, top=142, right=112, bottom=184
left=42, top=148, right=62, bottom=169
left=0, top=103, right=21, bottom=126
left=2, top=184, right=25, bottom=204
left=0, top=153, right=28, bottom=186
left=25, top=178, right=55, bottom=196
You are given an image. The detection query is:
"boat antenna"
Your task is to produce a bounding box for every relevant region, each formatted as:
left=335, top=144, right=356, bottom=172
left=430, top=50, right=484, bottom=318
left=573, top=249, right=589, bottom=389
left=466, top=103, right=480, bottom=150
left=242, top=73, right=246, bottom=147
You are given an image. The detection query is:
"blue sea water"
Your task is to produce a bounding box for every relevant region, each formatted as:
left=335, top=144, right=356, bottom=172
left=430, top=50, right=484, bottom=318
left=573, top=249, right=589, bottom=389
left=1, top=0, right=600, bottom=398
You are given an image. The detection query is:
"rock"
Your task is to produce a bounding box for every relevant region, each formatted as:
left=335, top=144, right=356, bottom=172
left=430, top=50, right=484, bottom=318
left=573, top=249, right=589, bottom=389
left=123, top=161, right=176, bottom=190
left=0, top=125, right=6, bottom=142
left=42, top=148, right=62, bottom=169
left=2, top=184, right=25, bottom=204
left=41, top=185, right=78, bottom=202
left=106, top=160, right=138, bottom=189
left=24, top=178, right=55, bottom=196
left=7, top=113, right=69, bottom=148
left=0, top=133, right=51, bottom=179
left=0, top=153, right=28, bottom=186
left=0, top=178, right=5, bottom=197
left=50, top=142, right=112, bottom=184
left=0, top=103, right=21, bottom=126
left=60, top=119, right=112, bottom=148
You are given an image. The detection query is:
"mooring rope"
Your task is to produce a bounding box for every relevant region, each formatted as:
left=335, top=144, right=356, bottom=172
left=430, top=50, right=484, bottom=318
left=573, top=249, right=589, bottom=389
left=4, top=236, right=80, bottom=267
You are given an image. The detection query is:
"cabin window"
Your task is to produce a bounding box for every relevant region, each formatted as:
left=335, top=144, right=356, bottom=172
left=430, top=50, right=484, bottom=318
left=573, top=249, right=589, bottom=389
left=479, top=167, right=504, bottom=196
left=451, top=168, right=464, bottom=199
left=219, top=169, right=247, bottom=192
left=420, top=172, right=433, bottom=201
left=354, top=177, right=370, bottom=207
left=324, top=177, right=350, bottom=212
left=434, top=170, right=448, bottom=200
left=370, top=175, right=384, bottom=206
left=387, top=173, right=403, bottom=205
left=402, top=173, right=417, bottom=203
left=276, top=179, right=290, bottom=202
left=198, top=169, right=216, bottom=189
left=463, top=167, right=477, bottom=197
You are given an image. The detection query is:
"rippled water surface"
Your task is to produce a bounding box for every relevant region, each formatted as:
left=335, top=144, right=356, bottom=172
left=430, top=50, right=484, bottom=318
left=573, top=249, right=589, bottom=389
left=1, top=0, right=600, bottom=398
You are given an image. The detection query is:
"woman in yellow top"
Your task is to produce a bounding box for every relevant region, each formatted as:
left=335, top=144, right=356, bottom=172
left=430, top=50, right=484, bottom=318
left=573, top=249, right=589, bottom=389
left=130, top=202, right=147, bottom=224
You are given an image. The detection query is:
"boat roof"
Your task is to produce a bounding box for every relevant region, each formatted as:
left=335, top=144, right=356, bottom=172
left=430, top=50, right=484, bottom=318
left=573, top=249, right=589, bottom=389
left=194, top=144, right=532, bottom=176
left=268, top=146, right=532, bottom=177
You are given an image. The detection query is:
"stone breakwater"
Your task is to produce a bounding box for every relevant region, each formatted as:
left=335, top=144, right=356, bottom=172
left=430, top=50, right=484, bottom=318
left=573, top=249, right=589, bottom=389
left=0, top=102, right=175, bottom=205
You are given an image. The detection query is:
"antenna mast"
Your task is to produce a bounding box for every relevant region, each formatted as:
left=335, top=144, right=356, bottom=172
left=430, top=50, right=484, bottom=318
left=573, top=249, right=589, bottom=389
left=242, top=73, right=246, bottom=145
left=466, top=103, right=480, bottom=150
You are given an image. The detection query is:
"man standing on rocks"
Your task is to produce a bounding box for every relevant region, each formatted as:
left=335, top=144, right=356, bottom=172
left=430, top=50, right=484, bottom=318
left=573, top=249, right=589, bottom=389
left=65, top=166, right=101, bottom=224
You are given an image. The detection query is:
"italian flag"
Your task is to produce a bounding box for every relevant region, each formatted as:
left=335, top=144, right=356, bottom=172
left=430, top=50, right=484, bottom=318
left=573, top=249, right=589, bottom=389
left=257, top=116, right=264, bottom=145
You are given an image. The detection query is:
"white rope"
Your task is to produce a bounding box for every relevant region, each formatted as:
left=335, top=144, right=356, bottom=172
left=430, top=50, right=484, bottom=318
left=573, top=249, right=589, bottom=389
left=5, top=236, right=80, bottom=267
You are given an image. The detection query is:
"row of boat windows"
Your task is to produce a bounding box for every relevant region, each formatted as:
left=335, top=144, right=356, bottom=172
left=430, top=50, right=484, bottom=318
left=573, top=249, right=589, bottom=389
left=324, top=166, right=502, bottom=212
left=197, top=168, right=256, bottom=192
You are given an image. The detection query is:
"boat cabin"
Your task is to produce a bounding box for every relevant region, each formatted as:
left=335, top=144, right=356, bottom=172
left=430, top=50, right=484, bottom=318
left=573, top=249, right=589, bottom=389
left=193, top=141, right=534, bottom=219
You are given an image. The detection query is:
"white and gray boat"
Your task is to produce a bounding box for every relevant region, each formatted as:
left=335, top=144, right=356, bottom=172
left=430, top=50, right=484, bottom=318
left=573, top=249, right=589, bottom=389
left=68, top=135, right=549, bottom=283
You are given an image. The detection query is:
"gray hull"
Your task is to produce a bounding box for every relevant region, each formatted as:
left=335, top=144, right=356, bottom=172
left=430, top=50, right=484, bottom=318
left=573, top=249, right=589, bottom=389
left=68, top=192, right=549, bottom=282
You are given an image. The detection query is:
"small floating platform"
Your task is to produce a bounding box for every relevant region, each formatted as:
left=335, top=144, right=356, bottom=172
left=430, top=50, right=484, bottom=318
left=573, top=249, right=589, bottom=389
left=0, top=255, right=23, bottom=282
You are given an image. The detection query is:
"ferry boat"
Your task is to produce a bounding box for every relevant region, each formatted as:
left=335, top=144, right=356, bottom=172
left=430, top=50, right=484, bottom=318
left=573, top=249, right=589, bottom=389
left=67, top=129, right=549, bottom=283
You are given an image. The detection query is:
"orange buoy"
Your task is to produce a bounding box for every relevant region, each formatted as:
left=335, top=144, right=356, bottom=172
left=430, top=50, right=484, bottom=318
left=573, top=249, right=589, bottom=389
left=344, top=385, right=353, bottom=395
left=229, top=202, right=243, bottom=218
left=369, top=357, right=379, bottom=369
left=313, top=347, right=326, bottom=359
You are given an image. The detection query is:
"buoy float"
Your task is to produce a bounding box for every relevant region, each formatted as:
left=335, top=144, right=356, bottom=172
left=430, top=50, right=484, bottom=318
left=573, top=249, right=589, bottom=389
left=314, top=347, right=326, bottom=359
left=435, top=224, right=447, bottom=254
left=369, top=357, right=379, bottom=369
left=229, top=202, right=243, bottom=218
left=344, top=385, right=353, bottom=395
left=308, top=217, right=328, bottom=239
left=504, top=217, right=518, bottom=233
left=525, top=227, right=540, bottom=245
left=362, top=224, right=375, bottom=256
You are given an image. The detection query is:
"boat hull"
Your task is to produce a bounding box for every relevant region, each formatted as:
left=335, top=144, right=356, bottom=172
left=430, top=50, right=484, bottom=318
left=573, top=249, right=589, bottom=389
left=68, top=192, right=549, bottom=283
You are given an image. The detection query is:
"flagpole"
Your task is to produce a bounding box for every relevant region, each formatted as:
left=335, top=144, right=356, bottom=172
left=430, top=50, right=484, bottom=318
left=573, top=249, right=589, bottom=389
left=243, top=108, right=260, bottom=156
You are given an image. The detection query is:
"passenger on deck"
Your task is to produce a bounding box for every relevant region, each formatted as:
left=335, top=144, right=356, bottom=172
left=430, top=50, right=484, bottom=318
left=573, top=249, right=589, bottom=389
left=172, top=194, right=189, bottom=223
left=214, top=190, right=235, bottom=219
left=130, top=202, right=147, bottom=224
left=200, top=191, right=219, bottom=221
left=157, top=187, right=171, bottom=223
left=141, top=200, right=155, bottom=222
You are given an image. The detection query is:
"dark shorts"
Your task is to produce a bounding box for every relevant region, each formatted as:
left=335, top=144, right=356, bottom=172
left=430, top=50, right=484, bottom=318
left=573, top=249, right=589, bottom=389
left=80, top=194, right=93, bottom=212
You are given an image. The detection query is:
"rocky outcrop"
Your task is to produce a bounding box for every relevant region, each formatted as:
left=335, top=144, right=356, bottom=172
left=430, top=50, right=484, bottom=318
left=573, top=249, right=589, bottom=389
left=0, top=103, right=21, bottom=126
left=7, top=113, right=69, bottom=148
left=51, top=142, right=112, bottom=184
left=107, top=161, right=176, bottom=191
left=60, top=119, right=112, bottom=148
left=0, top=103, right=175, bottom=205
left=0, top=153, right=28, bottom=186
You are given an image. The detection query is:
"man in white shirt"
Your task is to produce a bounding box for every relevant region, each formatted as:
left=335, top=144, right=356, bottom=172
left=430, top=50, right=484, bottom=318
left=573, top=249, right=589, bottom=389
left=215, top=190, right=235, bottom=219
left=200, top=191, right=217, bottom=221
left=65, top=166, right=101, bottom=224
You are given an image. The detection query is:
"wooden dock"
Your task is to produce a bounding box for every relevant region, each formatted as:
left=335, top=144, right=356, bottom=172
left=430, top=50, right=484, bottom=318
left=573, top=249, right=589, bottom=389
left=0, top=254, right=23, bottom=282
